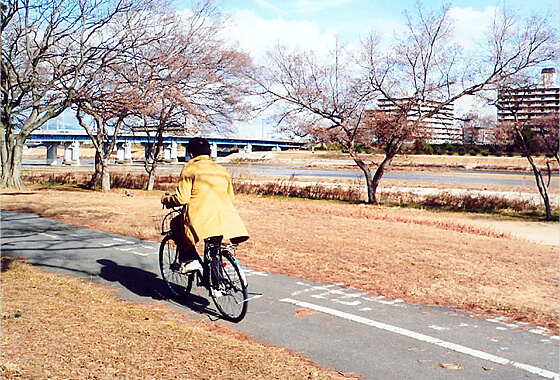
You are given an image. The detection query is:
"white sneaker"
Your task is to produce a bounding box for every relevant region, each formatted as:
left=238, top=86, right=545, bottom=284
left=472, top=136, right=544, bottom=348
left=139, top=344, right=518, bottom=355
left=179, top=260, right=202, bottom=274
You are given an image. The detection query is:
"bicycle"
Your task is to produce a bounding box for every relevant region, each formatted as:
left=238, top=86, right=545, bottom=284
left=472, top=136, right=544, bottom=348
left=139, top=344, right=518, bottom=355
left=159, top=207, right=249, bottom=322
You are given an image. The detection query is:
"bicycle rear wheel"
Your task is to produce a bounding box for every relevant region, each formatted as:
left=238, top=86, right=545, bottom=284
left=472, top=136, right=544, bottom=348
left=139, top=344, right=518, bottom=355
left=209, top=250, right=248, bottom=322
left=159, top=235, right=193, bottom=299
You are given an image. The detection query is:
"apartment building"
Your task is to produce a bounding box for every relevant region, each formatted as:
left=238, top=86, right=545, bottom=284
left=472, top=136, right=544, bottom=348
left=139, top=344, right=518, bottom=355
left=377, top=98, right=460, bottom=144
left=497, top=68, right=559, bottom=124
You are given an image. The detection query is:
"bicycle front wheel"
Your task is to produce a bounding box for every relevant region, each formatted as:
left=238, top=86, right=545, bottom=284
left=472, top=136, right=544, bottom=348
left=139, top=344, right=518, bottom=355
left=159, top=235, right=193, bottom=299
left=210, top=250, right=248, bottom=322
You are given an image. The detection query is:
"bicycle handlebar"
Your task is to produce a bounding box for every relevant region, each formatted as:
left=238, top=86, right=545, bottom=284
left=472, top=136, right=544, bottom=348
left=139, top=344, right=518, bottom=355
left=162, top=192, right=170, bottom=209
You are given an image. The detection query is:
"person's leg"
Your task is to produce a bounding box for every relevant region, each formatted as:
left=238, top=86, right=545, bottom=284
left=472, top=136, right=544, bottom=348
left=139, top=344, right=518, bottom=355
left=179, top=246, right=198, bottom=262
left=171, top=216, right=198, bottom=262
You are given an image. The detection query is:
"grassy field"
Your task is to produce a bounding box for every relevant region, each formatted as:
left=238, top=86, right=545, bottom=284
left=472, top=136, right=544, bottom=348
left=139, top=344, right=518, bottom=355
left=1, top=257, right=355, bottom=379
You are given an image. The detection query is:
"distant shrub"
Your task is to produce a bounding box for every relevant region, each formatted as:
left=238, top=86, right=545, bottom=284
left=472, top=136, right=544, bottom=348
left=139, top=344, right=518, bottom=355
left=233, top=176, right=364, bottom=202
left=421, top=192, right=539, bottom=214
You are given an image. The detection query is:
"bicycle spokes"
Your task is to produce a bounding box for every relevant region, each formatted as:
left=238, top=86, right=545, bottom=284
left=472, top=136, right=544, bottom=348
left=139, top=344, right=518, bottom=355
left=209, top=251, right=248, bottom=322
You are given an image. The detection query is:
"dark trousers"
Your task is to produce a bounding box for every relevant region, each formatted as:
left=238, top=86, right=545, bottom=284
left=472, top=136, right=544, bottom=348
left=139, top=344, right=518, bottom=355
left=170, top=215, right=198, bottom=262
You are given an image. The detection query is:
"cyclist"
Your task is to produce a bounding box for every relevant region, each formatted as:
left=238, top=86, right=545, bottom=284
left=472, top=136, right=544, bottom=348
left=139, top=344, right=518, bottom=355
left=161, top=137, right=249, bottom=273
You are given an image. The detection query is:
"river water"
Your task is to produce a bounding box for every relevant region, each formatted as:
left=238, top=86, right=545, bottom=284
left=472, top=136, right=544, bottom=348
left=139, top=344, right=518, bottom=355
left=23, top=158, right=559, bottom=187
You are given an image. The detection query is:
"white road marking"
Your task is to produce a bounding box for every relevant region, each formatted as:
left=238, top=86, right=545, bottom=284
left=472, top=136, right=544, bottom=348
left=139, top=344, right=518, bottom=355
left=530, top=328, right=547, bottom=335
left=428, top=325, right=450, bottom=331
left=243, top=268, right=269, bottom=277
left=280, top=298, right=559, bottom=380
left=292, top=283, right=406, bottom=308
left=39, top=233, right=60, bottom=239
left=112, top=238, right=134, bottom=244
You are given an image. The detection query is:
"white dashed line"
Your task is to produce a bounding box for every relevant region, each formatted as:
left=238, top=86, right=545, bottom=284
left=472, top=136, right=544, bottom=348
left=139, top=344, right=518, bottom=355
left=243, top=269, right=269, bottom=277
left=39, top=233, right=60, bottom=239
left=280, top=298, right=559, bottom=380
left=428, top=325, right=450, bottom=331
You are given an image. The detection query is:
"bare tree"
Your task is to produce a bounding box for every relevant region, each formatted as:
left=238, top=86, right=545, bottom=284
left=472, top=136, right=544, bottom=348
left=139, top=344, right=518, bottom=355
left=257, top=3, right=557, bottom=203
left=126, top=1, right=253, bottom=191
left=1, top=0, right=142, bottom=188
left=254, top=41, right=379, bottom=201
left=359, top=3, right=558, bottom=201
left=72, top=0, right=173, bottom=191
left=457, top=111, right=496, bottom=145
left=534, top=113, right=559, bottom=164
left=74, top=98, right=129, bottom=191
left=494, top=83, right=558, bottom=220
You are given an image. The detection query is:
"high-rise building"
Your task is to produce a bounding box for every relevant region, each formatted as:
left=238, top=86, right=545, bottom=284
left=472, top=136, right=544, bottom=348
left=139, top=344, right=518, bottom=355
left=497, top=68, right=559, bottom=124
left=376, top=98, right=459, bottom=144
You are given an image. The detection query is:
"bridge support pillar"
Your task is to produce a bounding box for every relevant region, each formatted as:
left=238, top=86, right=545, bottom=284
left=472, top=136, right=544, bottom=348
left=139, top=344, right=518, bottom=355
left=116, top=141, right=132, bottom=164
left=211, top=141, right=218, bottom=158
left=181, top=144, right=190, bottom=161
left=46, top=143, right=59, bottom=165
left=244, top=143, right=252, bottom=154
left=162, top=141, right=178, bottom=163
left=63, top=141, right=80, bottom=165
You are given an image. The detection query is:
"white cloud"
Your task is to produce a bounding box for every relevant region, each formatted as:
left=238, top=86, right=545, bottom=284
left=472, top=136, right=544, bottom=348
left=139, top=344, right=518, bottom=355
left=449, top=6, right=496, bottom=51
left=225, top=9, right=338, bottom=62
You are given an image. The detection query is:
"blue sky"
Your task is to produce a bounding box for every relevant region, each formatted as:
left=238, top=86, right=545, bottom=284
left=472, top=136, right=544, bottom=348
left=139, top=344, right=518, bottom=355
left=174, top=0, right=559, bottom=137
left=203, top=0, right=559, bottom=59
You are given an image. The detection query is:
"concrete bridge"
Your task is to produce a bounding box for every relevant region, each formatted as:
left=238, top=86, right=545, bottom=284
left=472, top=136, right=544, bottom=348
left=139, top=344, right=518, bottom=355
left=27, top=131, right=304, bottom=165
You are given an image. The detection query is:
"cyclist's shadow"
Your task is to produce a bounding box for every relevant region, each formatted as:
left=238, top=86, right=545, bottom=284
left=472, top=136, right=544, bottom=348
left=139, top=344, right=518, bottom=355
left=97, top=259, right=220, bottom=319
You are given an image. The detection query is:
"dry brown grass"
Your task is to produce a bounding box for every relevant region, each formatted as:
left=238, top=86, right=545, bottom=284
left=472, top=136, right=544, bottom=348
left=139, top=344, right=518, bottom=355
left=1, top=257, right=353, bottom=379
left=1, top=186, right=557, bottom=333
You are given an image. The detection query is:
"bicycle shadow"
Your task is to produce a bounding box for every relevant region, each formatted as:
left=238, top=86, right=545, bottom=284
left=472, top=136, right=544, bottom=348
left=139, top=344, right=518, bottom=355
left=96, top=259, right=222, bottom=320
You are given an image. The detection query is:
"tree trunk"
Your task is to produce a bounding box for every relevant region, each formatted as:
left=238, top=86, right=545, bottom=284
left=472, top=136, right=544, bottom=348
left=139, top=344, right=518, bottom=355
left=1, top=133, right=25, bottom=189
left=525, top=154, right=552, bottom=221
left=88, top=151, right=103, bottom=189
left=144, top=142, right=161, bottom=191
left=349, top=151, right=376, bottom=203
left=145, top=157, right=158, bottom=191
left=354, top=158, right=375, bottom=203
left=350, top=147, right=396, bottom=204
left=101, top=158, right=111, bottom=192
left=370, top=155, right=394, bottom=203
left=147, top=170, right=156, bottom=191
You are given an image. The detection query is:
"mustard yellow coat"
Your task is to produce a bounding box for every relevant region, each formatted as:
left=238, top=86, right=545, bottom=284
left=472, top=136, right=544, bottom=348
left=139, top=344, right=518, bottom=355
left=167, top=155, right=249, bottom=245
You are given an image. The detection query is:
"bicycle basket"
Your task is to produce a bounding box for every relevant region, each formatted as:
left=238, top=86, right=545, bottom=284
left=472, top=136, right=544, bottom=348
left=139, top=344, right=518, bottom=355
left=161, top=208, right=181, bottom=235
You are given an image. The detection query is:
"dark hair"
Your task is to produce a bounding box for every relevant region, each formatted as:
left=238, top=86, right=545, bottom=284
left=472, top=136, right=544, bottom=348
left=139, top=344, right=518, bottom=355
left=187, top=138, right=211, bottom=158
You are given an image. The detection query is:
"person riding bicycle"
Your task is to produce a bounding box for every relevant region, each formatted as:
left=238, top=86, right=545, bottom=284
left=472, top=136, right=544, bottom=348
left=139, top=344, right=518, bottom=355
left=161, top=137, right=249, bottom=273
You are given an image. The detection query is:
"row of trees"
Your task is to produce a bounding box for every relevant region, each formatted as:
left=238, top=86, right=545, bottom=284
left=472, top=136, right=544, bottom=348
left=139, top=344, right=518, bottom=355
left=253, top=4, right=557, bottom=211
left=2, top=1, right=558, bottom=217
left=2, top=0, right=253, bottom=191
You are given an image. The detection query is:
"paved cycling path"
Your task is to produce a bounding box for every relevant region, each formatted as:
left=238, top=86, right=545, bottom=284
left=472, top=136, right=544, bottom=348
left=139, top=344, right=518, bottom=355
left=2, top=210, right=558, bottom=380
